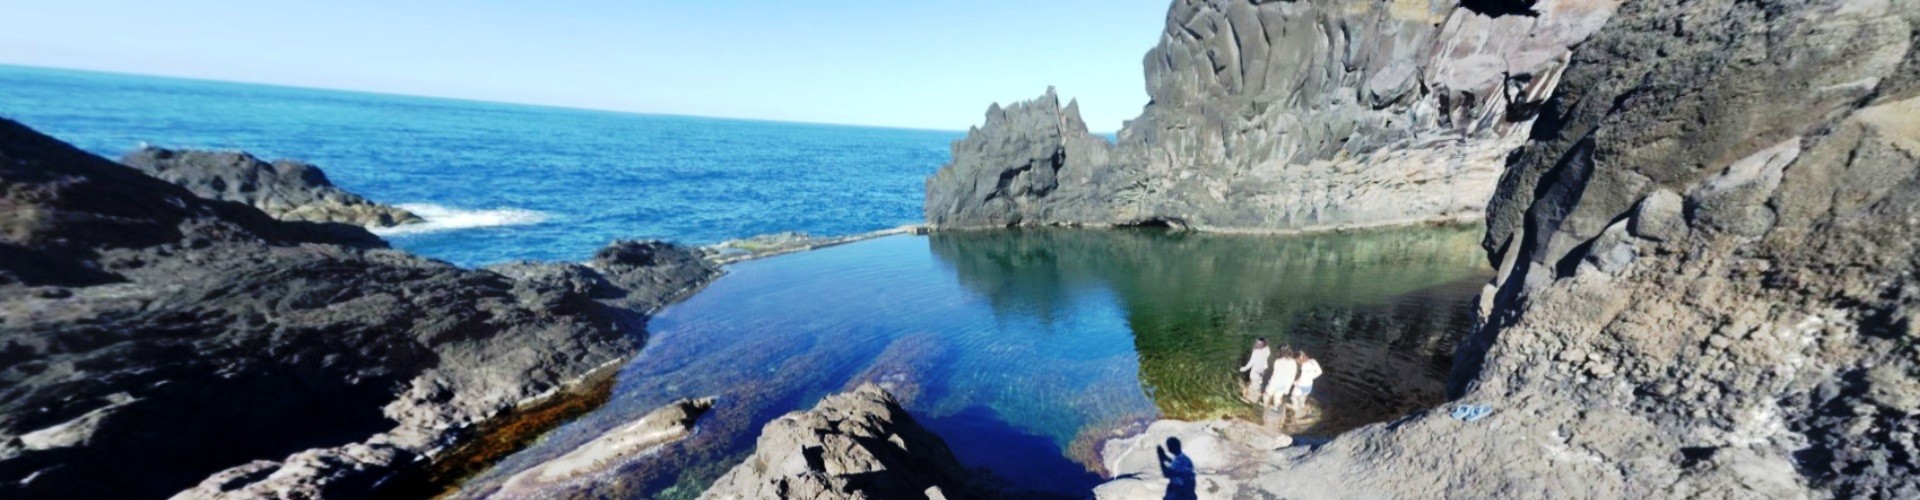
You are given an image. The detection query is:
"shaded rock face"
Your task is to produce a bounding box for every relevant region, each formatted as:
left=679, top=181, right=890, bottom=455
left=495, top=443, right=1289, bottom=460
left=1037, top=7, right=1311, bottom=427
left=0, top=119, right=720, bottom=498
left=1175, top=0, right=1919, bottom=498
left=699, top=385, right=976, bottom=500
left=122, top=146, right=424, bottom=228
left=926, top=0, right=1621, bottom=231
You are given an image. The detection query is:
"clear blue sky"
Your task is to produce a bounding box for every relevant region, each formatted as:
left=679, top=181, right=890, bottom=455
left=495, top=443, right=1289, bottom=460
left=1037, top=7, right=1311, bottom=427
left=0, top=0, right=1170, bottom=132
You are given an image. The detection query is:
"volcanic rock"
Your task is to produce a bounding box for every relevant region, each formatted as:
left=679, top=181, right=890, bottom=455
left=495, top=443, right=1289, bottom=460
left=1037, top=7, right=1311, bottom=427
left=122, top=146, right=424, bottom=228
left=0, top=118, right=720, bottom=499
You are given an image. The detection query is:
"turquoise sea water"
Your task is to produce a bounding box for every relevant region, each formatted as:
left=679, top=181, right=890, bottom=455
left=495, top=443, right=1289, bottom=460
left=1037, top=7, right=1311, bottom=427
left=0, top=65, right=958, bottom=266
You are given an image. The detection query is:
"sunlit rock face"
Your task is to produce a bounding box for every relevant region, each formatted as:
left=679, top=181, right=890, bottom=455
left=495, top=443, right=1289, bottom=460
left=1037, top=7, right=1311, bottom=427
left=926, top=0, right=1622, bottom=231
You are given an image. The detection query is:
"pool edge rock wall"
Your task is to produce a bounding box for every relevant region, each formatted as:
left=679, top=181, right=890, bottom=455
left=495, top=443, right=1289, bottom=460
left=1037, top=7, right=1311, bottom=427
left=0, top=118, right=722, bottom=499
left=926, top=0, right=1622, bottom=232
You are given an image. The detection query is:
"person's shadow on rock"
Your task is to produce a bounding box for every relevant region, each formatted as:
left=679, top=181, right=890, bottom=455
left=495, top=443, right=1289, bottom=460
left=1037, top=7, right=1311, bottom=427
left=1156, top=437, right=1197, bottom=500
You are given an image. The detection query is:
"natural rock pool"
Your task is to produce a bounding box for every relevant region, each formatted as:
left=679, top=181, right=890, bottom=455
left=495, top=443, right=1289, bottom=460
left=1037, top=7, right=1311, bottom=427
left=455, top=225, right=1491, bottom=498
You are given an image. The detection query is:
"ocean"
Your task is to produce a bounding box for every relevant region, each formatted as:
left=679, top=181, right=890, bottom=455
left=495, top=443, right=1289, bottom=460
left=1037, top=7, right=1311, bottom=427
left=0, top=64, right=960, bottom=266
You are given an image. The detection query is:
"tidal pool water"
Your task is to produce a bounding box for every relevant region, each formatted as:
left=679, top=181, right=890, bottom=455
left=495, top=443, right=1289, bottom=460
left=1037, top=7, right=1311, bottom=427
left=456, top=225, right=1490, bottom=498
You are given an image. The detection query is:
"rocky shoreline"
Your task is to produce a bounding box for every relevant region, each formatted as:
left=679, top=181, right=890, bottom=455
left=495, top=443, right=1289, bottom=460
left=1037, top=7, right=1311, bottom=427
left=0, top=119, right=723, bottom=498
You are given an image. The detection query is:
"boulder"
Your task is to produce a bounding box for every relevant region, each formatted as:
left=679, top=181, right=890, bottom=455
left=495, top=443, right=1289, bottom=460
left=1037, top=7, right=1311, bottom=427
left=699, top=385, right=976, bottom=499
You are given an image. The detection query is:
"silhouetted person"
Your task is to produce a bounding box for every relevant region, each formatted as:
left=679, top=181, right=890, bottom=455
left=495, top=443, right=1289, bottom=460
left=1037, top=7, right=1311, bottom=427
left=1157, top=437, right=1197, bottom=500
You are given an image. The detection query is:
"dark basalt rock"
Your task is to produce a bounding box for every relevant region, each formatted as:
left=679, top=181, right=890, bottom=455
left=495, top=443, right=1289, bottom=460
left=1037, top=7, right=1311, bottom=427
left=122, top=146, right=425, bottom=228
left=0, top=118, right=720, bottom=499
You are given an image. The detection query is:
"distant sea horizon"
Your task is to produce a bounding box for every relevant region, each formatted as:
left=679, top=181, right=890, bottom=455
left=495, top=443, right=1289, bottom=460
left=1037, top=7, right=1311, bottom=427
left=0, top=64, right=965, bottom=266
left=0, top=63, right=973, bottom=134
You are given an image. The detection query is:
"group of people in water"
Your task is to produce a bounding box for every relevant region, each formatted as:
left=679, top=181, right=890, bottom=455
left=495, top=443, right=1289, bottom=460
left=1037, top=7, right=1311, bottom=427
left=1236, top=338, right=1322, bottom=409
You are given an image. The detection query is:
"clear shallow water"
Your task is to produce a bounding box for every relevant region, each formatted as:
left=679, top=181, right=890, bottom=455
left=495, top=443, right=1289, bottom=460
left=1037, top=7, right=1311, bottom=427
left=0, top=65, right=958, bottom=266
left=459, top=226, right=1490, bottom=498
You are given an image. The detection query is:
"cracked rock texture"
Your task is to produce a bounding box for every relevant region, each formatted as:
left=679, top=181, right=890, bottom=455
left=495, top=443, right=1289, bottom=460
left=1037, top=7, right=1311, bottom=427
left=1155, top=0, right=1919, bottom=498
left=927, top=0, right=1621, bottom=231
left=122, top=146, right=425, bottom=228
left=0, top=119, right=720, bottom=499
left=699, top=385, right=977, bottom=500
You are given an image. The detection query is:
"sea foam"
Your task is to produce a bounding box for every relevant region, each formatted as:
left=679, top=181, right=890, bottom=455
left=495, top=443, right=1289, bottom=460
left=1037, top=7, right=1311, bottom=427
left=370, top=203, right=550, bottom=236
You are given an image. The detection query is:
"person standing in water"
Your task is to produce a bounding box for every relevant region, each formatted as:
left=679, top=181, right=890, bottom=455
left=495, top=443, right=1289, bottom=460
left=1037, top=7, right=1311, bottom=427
left=1236, top=338, right=1271, bottom=401
left=1263, top=347, right=1299, bottom=409
left=1292, top=351, right=1323, bottom=408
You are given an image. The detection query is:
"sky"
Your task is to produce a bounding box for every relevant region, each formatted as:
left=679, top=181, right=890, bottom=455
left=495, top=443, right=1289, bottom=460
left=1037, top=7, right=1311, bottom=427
left=0, top=0, right=1171, bottom=132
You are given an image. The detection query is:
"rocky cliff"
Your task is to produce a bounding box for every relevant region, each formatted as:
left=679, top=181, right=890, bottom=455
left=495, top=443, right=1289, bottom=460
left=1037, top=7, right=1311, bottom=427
left=699, top=385, right=977, bottom=499
left=122, top=146, right=424, bottom=228
left=0, top=119, right=720, bottom=498
left=927, top=0, right=1621, bottom=231
left=1098, top=0, right=1919, bottom=497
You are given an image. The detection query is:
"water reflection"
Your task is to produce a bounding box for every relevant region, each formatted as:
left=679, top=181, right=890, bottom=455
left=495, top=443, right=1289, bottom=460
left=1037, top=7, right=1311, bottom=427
left=454, top=226, right=1488, bottom=498
left=928, top=226, right=1489, bottom=431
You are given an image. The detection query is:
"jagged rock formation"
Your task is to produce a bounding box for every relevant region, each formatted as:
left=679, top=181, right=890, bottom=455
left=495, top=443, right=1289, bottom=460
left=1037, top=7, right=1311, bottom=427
left=122, top=146, right=424, bottom=228
left=927, top=0, right=1621, bottom=231
left=1104, top=0, right=1918, bottom=497
left=0, top=119, right=720, bottom=499
left=924, top=89, right=1120, bottom=228
left=699, top=385, right=977, bottom=500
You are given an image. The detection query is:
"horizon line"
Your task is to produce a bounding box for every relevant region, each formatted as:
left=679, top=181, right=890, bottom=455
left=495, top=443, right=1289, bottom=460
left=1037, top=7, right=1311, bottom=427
left=0, top=62, right=1056, bottom=135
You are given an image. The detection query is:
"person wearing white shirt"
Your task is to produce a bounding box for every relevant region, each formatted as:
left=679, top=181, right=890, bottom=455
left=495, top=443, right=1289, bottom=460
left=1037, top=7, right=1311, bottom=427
left=1236, top=338, right=1272, bottom=401
left=1292, top=351, right=1324, bottom=408
left=1263, top=347, right=1299, bottom=409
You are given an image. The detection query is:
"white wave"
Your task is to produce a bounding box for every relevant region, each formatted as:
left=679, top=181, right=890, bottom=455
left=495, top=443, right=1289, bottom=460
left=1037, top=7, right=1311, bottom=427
left=370, top=203, right=550, bottom=236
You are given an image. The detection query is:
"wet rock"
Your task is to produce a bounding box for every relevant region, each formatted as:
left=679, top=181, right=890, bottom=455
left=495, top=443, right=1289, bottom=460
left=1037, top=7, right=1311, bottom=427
left=927, top=0, right=1622, bottom=232
left=122, top=146, right=424, bottom=228
left=494, top=397, right=715, bottom=495
left=699, top=385, right=977, bottom=499
left=0, top=119, right=721, bottom=498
